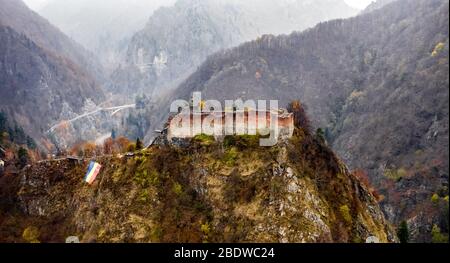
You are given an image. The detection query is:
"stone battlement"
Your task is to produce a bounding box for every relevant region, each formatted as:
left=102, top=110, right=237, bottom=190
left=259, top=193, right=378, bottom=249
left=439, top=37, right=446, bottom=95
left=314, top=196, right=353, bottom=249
left=167, top=109, right=294, bottom=144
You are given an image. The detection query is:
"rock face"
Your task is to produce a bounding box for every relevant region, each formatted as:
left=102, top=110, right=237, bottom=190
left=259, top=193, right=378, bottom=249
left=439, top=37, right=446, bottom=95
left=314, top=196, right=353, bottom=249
left=169, top=0, right=449, bottom=242
left=1, top=129, right=395, bottom=243
left=0, top=0, right=105, bottom=144
left=108, top=0, right=358, bottom=98
left=37, top=0, right=177, bottom=72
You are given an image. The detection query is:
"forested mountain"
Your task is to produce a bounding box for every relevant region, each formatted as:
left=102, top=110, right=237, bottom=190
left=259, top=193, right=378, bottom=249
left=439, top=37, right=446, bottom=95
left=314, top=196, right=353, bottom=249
left=37, top=0, right=176, bottom=72
left=108, top=0, right=357, bottom=98
left=171, top=0, right=449, bottom=241
left=0, top=0, right=105, bottom=147
left=0, top=0, right=104, bottom=80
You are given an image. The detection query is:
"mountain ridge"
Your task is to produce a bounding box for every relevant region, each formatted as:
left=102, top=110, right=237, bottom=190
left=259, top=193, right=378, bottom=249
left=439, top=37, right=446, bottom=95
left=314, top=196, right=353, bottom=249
left=0, top=0, right=104, bottom=80
left=0, top=0, right=106, bottom=148
left=37, top=0, right=177, bottom=72
left=108, top=0, right=358, bottom=99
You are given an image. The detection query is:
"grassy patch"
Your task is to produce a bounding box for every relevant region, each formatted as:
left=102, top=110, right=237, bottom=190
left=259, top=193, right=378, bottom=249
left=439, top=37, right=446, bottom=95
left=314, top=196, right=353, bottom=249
left=223, top=135, right=261, bottom=149
left=22, top=226, right=40, bottom=243
left=193, top=134, right=215, bottom=146
left=134, top=166, right=160, bottom=188
left=172, top=182, right=183, bottom=196
left=339, top=205, right=352, bottom=225
left=222, top=147, right=239, bottom=166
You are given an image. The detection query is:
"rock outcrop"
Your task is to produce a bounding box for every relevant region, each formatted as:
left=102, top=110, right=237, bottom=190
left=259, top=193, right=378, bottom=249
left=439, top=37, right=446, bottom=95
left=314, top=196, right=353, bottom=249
left=1, top=129, right=395, bottom=243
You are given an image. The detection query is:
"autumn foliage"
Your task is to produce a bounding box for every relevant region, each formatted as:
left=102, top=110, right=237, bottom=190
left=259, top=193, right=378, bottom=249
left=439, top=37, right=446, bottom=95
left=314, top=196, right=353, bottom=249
left=353, top=169, right=382, bottom=202
left=287, top=100, right=312, bottom=133
left=69, top=137, right=133, bottom=157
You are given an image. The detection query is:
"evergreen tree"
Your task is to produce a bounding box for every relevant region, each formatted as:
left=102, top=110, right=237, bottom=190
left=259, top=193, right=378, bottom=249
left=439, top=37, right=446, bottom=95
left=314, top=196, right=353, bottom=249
left=26, top=136, right=36, bottom=149
left=0, top=112, right=7, bottom=132
left=111, top=128, right=117, bottom=140
left=316, top=128, right=326, bottom=143
left=18, top=147, right=29, bottom=168
left=397, top=221, right=409, bottom=243
left=136, top=138, right=143, bottom=150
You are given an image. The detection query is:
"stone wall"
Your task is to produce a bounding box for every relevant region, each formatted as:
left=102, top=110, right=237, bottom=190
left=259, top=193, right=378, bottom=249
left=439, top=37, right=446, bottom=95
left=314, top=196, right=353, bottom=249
left=168, top=110, right=294, bottom=143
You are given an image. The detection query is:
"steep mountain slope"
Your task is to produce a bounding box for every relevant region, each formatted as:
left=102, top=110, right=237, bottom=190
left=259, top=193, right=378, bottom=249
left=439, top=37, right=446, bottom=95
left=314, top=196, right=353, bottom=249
left=37, top=0, right=176, bottom=72
left=0, top=0, right=104, bottom=80
left=108, top=0, right=357, bottom=98
left=0, top=128, right=395, bottom=243
left=0, top=0, right=105, bottom=147
left=0, top=25, right=103, bottom=142
left=170, top=0, right=449, bottom=241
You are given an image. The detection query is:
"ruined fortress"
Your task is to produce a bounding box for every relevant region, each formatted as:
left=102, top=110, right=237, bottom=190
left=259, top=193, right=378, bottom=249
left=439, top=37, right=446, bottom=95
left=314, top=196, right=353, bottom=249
left=166, top=108, right=295, bottom=144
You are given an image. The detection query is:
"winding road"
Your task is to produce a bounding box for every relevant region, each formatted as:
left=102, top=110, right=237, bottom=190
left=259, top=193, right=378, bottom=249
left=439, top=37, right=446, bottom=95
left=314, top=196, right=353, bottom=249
left=47, top=104, right=136, bottom=133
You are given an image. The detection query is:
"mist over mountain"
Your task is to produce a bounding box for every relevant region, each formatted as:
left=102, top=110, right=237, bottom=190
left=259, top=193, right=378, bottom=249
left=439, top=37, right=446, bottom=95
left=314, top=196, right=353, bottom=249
left=108, top=0, right=358, bottom=99
left=1, top=0, right=358, bottom=149
left=0, top=0, right=104, bottom=80
left=0, top=0, right=105, bottom=147
left=22, top=0, right=49, bottom=11
left=37, top=0, right=176, bottom=72
left=170, top=0, right=449, bottom=241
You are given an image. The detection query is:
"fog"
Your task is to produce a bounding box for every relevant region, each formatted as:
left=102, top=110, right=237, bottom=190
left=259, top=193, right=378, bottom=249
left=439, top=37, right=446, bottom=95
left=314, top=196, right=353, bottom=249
left=345, top=0, right=374, bottom=9
left=23, top=0, right=175, bottom=11
left=23, top=0, right=374, bottom=13
left=21, top=0, right=374, bottom=71
left=23, top=0, right=177, bottom=70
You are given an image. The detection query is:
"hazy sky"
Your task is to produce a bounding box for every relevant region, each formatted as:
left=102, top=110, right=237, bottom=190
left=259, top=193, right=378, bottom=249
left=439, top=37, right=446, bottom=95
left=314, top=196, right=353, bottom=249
left=23, top=0, right=49, bottom=10
left=24, top=0, right=375, bottom=11
left=345, top=0, right=374, bottom=9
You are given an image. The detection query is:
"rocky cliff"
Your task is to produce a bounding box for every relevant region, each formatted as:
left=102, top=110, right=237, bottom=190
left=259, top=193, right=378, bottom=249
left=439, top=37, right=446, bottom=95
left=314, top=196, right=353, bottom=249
left=0, top=129, right=395, bottom=243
